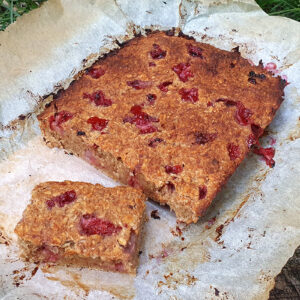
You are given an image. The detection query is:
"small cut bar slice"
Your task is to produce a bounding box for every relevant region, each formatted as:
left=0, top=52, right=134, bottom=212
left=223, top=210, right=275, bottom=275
left=14, top=181, right=146, bottom=274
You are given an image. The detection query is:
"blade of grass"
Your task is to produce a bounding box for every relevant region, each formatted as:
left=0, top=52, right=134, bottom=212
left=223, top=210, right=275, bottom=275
left=256, top=0, right=300, bottom=21
left=270, top=2, right=292, bottom=11
left=0, top=0, right=48, bottom=30
left=256, top=0, right=299, bottom=11
left=1, top=3, right=10, bottom=10
left=10, top=0, right=13, bottom=24
left=282, top=0, right=298, bottom=9
left=270, top=8, right=300, bottom=15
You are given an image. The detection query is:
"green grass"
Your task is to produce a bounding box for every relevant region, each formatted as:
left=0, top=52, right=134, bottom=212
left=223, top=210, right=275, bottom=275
left=0, top=0, right=47, bottom=31
left=0, top=0, right=299, bottom=31
left=257, top=0, right=300, bottom=21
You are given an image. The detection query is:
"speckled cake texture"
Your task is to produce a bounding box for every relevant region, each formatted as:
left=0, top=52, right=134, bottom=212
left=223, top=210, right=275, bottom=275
left=38, top=32, right=285, bottom=224
left=15, top=181, right=146, bottom=274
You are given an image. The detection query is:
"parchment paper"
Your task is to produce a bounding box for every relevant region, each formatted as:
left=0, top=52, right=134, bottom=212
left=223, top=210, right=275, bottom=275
left=0, top=0, right=300, bottom=299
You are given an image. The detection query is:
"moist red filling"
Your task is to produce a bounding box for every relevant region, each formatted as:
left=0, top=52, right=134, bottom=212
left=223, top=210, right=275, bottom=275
left=179, top=88, right=199, bottom=103
left=127, top=80, right=152, bottom=90
left=49, top=111, right=73, bottom=133
left=165, top=165, right=183, bottom=174
left=253, top=147, right=275, bottom=168
left=87, top=67, right=105, bottom=79
left=199, top=185, right=207, bottom=200
left=187, top=44, right=204, bottom=58
left=158, top=81, right=172, bottom=92
left=46, top=190, right=77, bottom=209
left=123, top=105, right=159, bottom=134
left=87, top=117, right=108, bottom=132
left=172, top=63, right=194, bottom=82
left=150, top=44, right=167, bottom=59
left=80, top=214, right=122, bottom=236
left=83, top=90, right=112, bottom=107
left=194, top=132, right=217, bottom=145
left=235, top=101, right=253, bottom=126
left=227, top=143, right=241, bottom=160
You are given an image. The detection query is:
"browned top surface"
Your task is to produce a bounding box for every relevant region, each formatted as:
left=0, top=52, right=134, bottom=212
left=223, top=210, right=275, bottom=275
left=38, top=32, right=284, bottom=219
left=15, top=181, right=146, bottom=260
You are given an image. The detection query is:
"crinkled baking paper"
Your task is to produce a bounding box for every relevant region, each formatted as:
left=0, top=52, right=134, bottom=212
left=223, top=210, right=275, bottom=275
left=0, top=0, right=300, bottom=299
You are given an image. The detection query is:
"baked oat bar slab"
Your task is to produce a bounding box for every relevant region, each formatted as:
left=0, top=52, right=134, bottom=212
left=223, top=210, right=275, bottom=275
left=38, top=32, right=285, bottom=224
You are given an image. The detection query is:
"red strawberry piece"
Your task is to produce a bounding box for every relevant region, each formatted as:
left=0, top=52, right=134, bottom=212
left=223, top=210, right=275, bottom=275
left=83, top=90, right=112, bottom=107
left=172, top=63, right=194, bottom=82
left=227, top=143, right=241, bottom=160
left=158, top=81, right=172, bottom=92
left=165, top=165, right=183, bottom=174
left=253, top=147, right=275, bottom=168
left=179, top=88, right=198, bottom=103
left=194, top=132, right=217, bottom=145
left=235, top=101, right=253, bottom=126
left=49, top=111, right=73, bottom=134
left=87, top=117, right=108, bottom=132
left=87, top=67, right=105, bottom=79
left=150, top=44, right=167, bottom=59
left=46, top=190, right=77, bottom=209
left=216, top=98, right=237, bottom=107
left=127, top=80, right=152, bottom=90
left=80, top=214, right=122, bottom=236
left=123, top=105, right=159, bottom=134
left=187, top=44, right=204, bottom=58
left=199, top=185, right=207, bottom=200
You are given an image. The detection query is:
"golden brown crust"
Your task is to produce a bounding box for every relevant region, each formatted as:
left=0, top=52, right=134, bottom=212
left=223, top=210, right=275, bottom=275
left=15, top=181, right=146, bottom=274
left=38, top=32, right=284, bottom=224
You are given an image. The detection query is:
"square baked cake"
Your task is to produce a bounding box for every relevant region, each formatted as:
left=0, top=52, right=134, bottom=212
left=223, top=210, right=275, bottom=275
left=15, top=181, right=146, bottom=274
left=38, top=32, right=285, bottom=224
